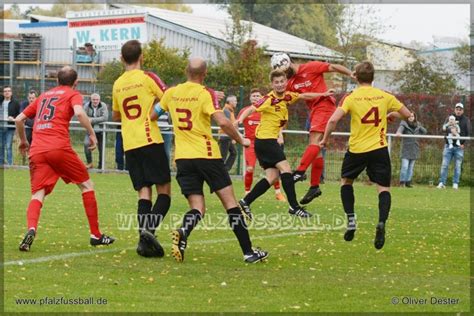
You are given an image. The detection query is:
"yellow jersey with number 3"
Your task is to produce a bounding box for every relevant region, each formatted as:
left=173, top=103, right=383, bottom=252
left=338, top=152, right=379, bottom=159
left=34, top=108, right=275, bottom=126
left=160, top=81, right=222, bottom=160
left=340, top=86, right=403, bottom=153
left=254, top=91, right=299, bottom=139
left=112, top=69, right=166, bottom=151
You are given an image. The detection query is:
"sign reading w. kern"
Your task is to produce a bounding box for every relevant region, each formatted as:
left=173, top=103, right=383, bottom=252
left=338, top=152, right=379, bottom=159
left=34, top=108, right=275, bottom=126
left=68, top=14, right=147, bottom=51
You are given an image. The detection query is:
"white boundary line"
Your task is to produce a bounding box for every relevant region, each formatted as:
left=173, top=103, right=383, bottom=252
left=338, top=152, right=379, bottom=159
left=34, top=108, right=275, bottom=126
left=3, top=231, right=317, bottom=267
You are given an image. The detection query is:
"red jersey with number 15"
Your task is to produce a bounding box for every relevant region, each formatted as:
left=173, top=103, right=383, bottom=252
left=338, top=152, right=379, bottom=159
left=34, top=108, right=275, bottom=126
left=22, top=85, right=83, bottom=157
left=237, top=105, right=261, bottom=140
left=287, top=61, right=336, bottom=109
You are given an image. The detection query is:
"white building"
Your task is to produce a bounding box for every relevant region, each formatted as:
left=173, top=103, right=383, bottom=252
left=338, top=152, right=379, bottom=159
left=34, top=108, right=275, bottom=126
left=2, top=6, right=345, bottom=90
left=366, top=41, right=415, bottom=92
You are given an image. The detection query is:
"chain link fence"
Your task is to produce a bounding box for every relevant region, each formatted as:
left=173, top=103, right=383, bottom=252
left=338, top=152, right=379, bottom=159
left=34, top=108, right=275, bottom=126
left=3, top=121, right=471, bottom=186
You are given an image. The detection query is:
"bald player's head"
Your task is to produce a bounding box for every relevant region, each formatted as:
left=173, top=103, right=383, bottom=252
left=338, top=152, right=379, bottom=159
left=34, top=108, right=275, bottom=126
left=186, top=57, right=207, bottom=81
left=57, top=66, right=78, bottom=87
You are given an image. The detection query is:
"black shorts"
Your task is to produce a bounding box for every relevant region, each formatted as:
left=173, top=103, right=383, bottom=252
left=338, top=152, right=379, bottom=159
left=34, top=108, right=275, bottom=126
left=255, top=138, right=286, bottom=169
left=341, top=147, right=391, bottom=187
left=125, top=143, right=171, bottom=190
left=176, top=159, right=232, bottom=197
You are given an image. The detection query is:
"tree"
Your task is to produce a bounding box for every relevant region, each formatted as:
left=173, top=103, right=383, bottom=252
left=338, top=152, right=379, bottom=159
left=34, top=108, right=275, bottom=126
left=453, top=42, right=471, bottom=75
left=220, top=2, right=343, bottom=49
left=98, top=39, right=189, bottom=86
left=324, top=4, right=388, bottom=64
left=390, top=52, right=458, bottom=95
left=205, top=14, right=270, bottom=91
left=142, top=39, right=190, bottom=86
left=26, top=3, right=103, bottom=18
left=138, top=3, right=192, bottom=13
left=2, top=4, right=23, bottom=19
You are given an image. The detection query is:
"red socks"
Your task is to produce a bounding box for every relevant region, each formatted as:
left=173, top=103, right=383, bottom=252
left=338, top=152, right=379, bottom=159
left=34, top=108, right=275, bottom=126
left=27, top=199, right=43, bottom=231
left=246, top=171, right=281, bottom=191
left=82, top=191, right=102, bottom=238
left=310, top=157, right=324, bottom=187
left=273, top=180, right=281, bottom=190
left=297, top=145, right=321, bottom=172
left=244, top=171, right=254, bottom=192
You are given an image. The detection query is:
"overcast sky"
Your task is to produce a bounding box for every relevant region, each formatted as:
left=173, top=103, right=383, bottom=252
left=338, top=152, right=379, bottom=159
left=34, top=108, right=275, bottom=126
left=6, top=3, right=471, bottom=45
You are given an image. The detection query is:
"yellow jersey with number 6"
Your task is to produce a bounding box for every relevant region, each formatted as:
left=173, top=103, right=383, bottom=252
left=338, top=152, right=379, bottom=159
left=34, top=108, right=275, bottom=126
left=340, top=86, right=403, bottom=153
left=112, top=69, right=166, bottom=151
left=160, top=81, right=222, bottom=160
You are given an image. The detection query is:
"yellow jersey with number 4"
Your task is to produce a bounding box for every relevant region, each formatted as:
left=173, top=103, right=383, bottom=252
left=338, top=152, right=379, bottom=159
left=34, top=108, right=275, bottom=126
left=112, top=69, right=166, bottom=151
left=340, top=86, right=403, bottom=153
left=160, top=81, right=222, bottom=160
left=254, top=91, right=299, bottom=139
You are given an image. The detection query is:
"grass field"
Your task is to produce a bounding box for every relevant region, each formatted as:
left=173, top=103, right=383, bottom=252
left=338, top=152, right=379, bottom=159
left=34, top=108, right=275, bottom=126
left=3, top=168, right=470, bottom=313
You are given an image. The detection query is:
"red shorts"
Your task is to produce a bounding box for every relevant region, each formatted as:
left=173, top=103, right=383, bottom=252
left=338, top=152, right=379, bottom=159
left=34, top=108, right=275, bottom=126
left=244, top=140, right=257, bottom=168
left=29, top=148, right=90, bottom=195
left=309, top=101, right=336, bottom=133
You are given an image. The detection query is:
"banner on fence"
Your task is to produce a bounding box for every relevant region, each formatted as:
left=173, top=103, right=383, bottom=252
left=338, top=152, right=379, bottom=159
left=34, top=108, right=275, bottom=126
left=67, top=9, right=147, bottom=51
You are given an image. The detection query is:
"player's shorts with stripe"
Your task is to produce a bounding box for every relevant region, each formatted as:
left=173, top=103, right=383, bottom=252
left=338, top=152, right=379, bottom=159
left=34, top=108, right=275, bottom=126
left=244, top=140, right=257, bottom=168
left=29, top=148, right=90, bottom=195
left=176, top=158, right=232, bottom=197
left=341, top=147, right=391, bottom=187
left=255, top=138, right=286, bottom=169
left=125, top=143, right=171, bottom=190
left=309, top=101, right=336, bottom=133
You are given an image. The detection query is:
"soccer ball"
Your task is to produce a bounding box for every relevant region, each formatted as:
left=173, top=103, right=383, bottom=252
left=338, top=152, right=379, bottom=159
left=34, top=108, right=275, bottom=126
left=270, top=53, right=291, bottom=71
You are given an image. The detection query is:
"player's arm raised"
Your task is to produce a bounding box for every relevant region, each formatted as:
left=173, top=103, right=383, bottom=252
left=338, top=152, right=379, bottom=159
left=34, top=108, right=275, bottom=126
left=328, top=64, right=355, bottom=79
left=213, top=111, right=250, bottom=147
left=74, top=105, right=97, bottom=150
left=298, top=89, right=336, bottom=101
left=319, top=108, right=346, bottom=148
left=235, top=105, right=256, bottom=127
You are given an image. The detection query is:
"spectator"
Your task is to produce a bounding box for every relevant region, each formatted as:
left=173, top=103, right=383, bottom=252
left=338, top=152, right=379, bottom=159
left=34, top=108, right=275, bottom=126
left=157, top=106, right=173, bottom=162
left=444, top=115, right=461, bottom=149
left=20, top=90, right=38, bottom=145
left=437, top=103, right=470, bottom=189
left=396, top=110, right=427, bottom=187
left=0, top=86, right=20, bottom=165
left=83, top=93, right=108, bottom=169
left=218, top=95, right=238, bottom=171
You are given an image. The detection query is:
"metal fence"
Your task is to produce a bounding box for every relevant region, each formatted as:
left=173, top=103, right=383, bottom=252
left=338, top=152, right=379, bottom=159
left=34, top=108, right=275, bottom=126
left=3, top=121, right=471, bottom=186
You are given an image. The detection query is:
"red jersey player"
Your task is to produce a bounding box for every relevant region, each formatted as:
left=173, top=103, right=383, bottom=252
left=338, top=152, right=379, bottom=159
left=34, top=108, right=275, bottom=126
left=15, top=66, right=115, bottom=251
left=237, top=88, right=285, bottom=201
left=271, top=53, right=354, bottom=205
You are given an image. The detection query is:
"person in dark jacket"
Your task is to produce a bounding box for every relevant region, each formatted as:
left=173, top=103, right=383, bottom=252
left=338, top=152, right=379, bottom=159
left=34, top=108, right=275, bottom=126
left=0, top=86, right=21, bottom=165
left=396, top=110, right=427, bottom=187
left=83, top=93, right=108, bottom=169
left=437, top=103, right=470, bottom=189
left=20, top=90, right=38, bottom=145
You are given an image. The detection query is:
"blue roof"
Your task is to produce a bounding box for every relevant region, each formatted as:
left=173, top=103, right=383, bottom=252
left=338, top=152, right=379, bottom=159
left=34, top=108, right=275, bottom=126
left=19, top=21, right=68, bottom=28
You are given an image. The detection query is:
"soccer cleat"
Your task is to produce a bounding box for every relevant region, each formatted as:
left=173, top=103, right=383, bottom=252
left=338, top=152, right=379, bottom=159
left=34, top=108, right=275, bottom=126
left=453, top=183, right=459, bottom=190
left=344, top=215, right=357, bottom=241
left=19, top=229, right=36, bottom=252
left=436, top=182, right=445, bottom=189
left=292, top=170, right=307, bottom=183
left=289, top=205, right=313, bottom=218
left=171, top=228, right=187, bottom=263
left=275, top=192, right=286, bottom=202
left=90, top=234, right=116, bottom=246
left=405, top=181, right=413, bottom=188
left=299, top=186, right=322, bottom=205
left=136, top=230, right=164, bottom=257
left=374, top=222, right=386, bottom=250
left=238, top=199, right=253, bottom=223
left=244, top=248, right=269, bottom=263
